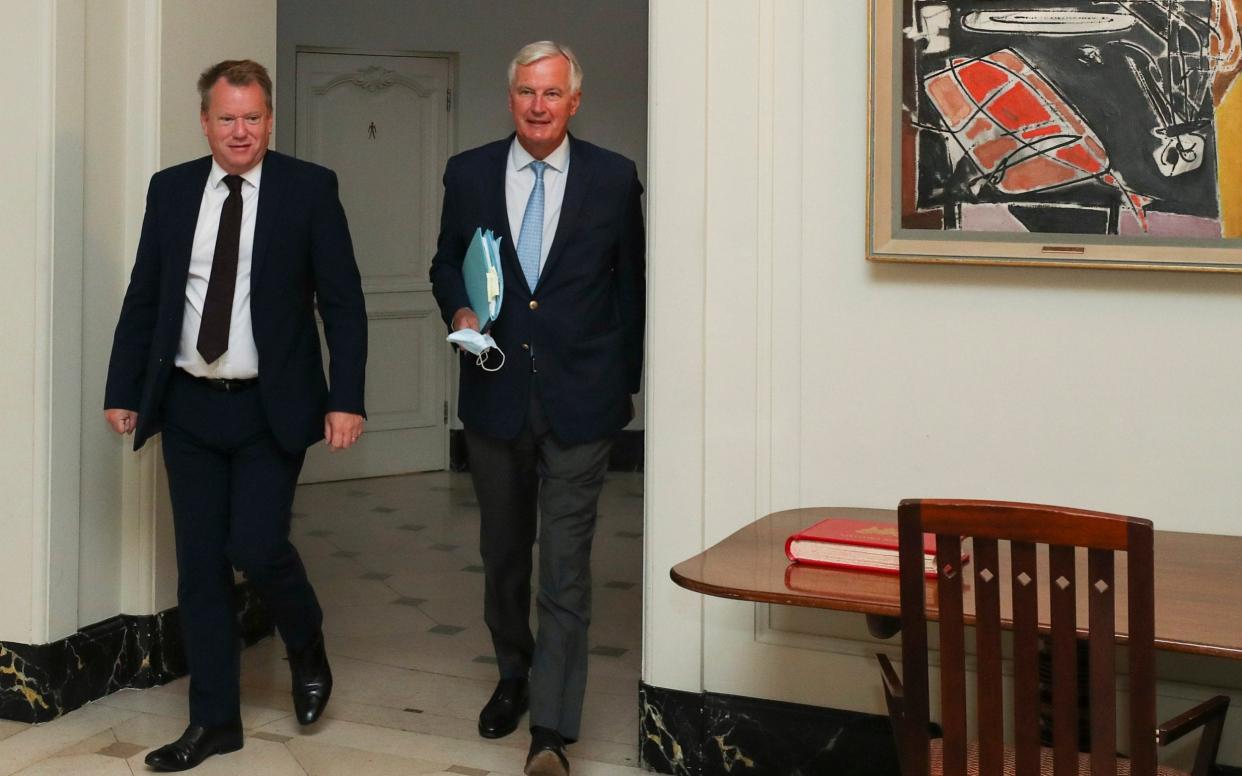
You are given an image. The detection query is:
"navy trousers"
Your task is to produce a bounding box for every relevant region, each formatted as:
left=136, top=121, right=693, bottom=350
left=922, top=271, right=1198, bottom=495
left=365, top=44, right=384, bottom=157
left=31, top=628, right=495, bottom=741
left=160, top=370, right=321, bottom=726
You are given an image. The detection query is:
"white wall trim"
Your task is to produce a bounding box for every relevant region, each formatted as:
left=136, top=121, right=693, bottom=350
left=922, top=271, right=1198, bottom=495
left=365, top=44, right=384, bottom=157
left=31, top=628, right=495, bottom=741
left=643, top=0, right=710, bottom=694
left=118, top=0, right=163, bottom=616
left=754, top=0, right=776, bottom=524
left=772, top=0, right=804, bottom=513
left=26, top=0, right=88, bottom=644
left=48, top=0, right=87, bottom=641
left=30, top=0, right=56, bottom=645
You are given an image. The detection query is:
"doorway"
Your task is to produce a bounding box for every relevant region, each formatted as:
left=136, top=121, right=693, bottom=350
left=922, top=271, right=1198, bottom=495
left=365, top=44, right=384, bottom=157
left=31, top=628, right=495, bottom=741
left=294, top=49, right=454, bottom=483
left=275, top=2, right=650, bottom=771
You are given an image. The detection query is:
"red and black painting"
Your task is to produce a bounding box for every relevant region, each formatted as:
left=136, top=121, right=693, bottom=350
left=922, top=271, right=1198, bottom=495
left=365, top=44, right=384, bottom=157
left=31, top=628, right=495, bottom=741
left=902, top=1, right=1242, bottom=237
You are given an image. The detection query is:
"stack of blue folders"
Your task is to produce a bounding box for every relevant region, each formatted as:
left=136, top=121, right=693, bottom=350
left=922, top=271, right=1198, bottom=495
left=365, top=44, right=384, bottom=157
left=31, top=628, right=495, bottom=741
left=461, top=227, right=504, bottom=331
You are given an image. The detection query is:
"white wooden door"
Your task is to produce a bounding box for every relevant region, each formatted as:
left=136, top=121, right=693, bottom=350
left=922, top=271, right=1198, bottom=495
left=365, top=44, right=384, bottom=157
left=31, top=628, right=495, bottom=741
left=295, top=51, right=453, bottom=482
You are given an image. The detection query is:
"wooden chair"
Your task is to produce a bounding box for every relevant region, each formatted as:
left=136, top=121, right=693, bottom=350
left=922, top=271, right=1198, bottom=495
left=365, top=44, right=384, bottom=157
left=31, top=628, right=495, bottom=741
left=876, top=499, right=1230, bottom=776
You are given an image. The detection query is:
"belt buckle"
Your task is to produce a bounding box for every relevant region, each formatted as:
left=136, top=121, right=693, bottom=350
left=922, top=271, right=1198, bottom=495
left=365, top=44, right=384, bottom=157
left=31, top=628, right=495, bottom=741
left=204, top=376, right=254, bottom=392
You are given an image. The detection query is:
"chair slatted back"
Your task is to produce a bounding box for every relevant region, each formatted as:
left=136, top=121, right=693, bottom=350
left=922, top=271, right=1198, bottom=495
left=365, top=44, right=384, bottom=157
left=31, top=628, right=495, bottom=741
left=896, top=499, right=1157, bottom=776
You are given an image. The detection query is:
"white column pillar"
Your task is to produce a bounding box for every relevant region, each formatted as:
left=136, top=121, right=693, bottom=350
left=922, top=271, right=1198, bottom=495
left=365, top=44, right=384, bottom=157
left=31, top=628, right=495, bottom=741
left=0, top=0, right=277, bottom=646
left=0, top=0, right=85, bottom=645
left=643, top=0, right=709, bottom=694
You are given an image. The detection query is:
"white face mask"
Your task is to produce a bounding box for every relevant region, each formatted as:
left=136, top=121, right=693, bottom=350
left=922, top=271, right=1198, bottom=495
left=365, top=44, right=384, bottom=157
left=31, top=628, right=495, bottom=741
left=446, top=329, right=506, bottom=372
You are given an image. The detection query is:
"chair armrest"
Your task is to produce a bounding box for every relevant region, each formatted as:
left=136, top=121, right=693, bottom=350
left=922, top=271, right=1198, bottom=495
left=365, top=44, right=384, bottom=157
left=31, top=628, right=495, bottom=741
left=1157, top=695, right=1229, bottom=745
left=1158, top=695, right=1229, bottom=776
left=877, top=652, right=904, bottom=701
left=876, top=653, right=908, bottom=774
left=876, top=652, right=905, bottom=732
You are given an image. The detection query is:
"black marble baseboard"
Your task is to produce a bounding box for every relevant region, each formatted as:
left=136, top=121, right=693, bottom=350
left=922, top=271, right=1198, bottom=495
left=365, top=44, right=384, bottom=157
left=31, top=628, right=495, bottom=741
left=639, top=682, right=900, bottom=776
left=0, top=581, right=271, bottom=723
left=638, top=683, right=1242, bottom=776
left=450, top=428, right=644, bottom=472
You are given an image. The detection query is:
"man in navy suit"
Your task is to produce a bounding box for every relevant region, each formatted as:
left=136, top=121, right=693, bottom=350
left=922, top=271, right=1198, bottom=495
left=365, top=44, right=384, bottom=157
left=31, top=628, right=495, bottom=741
left=103, top=60, right=367, bottom=772
left=429, top=41, right=645, bottom=776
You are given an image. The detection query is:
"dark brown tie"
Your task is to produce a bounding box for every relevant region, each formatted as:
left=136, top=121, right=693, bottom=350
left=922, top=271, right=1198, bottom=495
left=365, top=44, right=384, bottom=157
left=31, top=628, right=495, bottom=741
left=197, top=174, right=244, bottom=363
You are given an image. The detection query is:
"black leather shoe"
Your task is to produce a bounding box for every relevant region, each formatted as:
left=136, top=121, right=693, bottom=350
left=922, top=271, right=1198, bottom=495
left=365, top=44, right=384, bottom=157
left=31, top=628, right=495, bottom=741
left=524, top=726, right=570, bottom=776
left=143, top=722, right=243, bottom=772
left=478, top=676, right=528, bottom=738
left=288, top=631, right=332, bottom=725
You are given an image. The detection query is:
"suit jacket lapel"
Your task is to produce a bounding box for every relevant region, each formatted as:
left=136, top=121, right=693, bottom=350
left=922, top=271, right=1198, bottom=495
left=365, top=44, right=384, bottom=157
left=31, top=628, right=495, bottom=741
left=539, top=135, right=592, bottom=288
left=169, top=156, right=213, bottom=298
left=251, top=150, right=286, bottom=285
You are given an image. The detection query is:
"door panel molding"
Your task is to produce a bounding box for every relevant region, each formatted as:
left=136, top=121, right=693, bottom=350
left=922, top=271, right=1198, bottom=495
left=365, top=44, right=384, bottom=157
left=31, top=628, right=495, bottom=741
left=295, top=48, right=454, bottom=483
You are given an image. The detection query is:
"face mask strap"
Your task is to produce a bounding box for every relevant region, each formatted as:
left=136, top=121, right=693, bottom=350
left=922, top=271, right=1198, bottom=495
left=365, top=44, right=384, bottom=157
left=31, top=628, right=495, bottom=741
left=477, top=345, right=506, bottom=372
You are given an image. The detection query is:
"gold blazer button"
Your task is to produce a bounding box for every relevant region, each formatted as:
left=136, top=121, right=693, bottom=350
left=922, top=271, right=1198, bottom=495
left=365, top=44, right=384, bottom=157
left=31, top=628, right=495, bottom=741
left=529, top=300, right=539, bottom=310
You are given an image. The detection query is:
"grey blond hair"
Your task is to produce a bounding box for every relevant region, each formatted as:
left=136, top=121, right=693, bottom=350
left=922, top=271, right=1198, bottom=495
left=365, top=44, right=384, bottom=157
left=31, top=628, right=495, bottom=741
left=197, top=59, right=273, bottom=113
left=507, top=41, right=583, bottom=93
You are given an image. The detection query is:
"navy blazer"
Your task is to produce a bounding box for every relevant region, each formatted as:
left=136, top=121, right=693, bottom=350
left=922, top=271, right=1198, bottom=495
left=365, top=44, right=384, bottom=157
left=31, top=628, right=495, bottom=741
left=429, top=135, right=645, bottom=445
left=104, top=150, right=368, bottom=453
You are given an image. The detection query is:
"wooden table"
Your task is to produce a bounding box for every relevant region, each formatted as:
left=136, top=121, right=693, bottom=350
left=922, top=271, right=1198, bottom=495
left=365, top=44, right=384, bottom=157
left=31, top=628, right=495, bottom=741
left=670, top=507, right=1242, bottom=659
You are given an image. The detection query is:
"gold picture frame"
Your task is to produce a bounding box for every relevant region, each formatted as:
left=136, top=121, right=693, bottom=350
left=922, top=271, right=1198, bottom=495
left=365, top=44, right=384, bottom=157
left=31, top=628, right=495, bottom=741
left=867, top=0, right=1242, bottom=272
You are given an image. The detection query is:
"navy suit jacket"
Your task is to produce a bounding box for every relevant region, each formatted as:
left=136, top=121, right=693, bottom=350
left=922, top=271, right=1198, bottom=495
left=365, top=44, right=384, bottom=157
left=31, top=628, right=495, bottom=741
left=429, top=135, right=645, bottom=445
left=104, top=150, right=368, bottom=453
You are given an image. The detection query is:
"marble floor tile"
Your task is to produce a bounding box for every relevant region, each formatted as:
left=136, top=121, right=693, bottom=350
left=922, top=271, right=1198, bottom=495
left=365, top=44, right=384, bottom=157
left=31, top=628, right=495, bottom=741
left=285, top=737, right=453, bottom=775
left=95, top=740, right=145, bottom=759
left=384, top=566, right=487, bottom=601
left=0, top=720, right=28, bottom=742
left=11, top=752, right=134, bottom=776
left=246, top=654, right=499, bottom=723
left=0, top=704, right=138, bottom=776
left=47, top=729, right=115, bottom=758
left=105, top=709, right=223, bottom=749
left=255, top=715, right=525, bottom=771
left=323, top=633, right=498, bottom=683
left=287, top=695, right=483, bottom=741
left=580, top=691, right=643, bottom=746
left=2, top=471, right=647, bottom=776
left=257, top=715, right=639, bottom=775
left=308, top=576, right=401, bottom=608
left=318, top=600, right=441, bottom=639
left=99, top=678, right=291, bottom=729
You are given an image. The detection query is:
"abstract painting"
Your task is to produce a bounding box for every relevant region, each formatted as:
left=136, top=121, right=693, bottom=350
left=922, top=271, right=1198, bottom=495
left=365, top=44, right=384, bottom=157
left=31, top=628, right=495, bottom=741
left=868, top=0, right=1242, bottom=270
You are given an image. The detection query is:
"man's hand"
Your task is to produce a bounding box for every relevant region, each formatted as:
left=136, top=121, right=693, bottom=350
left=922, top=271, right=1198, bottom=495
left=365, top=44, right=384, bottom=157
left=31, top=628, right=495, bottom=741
left=324, top=411, right=365, bottom=452
left=450, top=308, right=482, bottom=354
left=452, top=307, right=480, bottom=332
left=104, top=409, right=138, bottom=436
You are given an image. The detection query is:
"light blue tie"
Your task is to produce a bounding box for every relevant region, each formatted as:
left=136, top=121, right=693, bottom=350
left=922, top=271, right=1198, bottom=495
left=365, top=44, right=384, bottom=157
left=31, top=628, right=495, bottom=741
left=516, top=161, right=547, bottom=292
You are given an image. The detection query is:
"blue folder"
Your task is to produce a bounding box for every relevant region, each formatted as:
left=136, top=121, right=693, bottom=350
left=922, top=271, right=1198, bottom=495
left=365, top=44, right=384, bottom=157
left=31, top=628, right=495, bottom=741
left=461, top=227, right=504, bottom=332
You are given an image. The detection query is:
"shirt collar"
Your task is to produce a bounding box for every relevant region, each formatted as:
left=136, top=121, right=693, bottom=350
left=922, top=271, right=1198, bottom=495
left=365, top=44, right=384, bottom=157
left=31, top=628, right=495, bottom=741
left=509, top=135, right=570, bottom=175
left=208, top=156, right=264, bottom=191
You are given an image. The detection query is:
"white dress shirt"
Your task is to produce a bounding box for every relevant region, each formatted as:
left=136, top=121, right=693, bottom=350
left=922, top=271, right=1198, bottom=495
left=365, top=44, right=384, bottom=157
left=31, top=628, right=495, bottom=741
left=175, top=158, right=262, bottom=378
left=505, top=136, right=570, bottom=274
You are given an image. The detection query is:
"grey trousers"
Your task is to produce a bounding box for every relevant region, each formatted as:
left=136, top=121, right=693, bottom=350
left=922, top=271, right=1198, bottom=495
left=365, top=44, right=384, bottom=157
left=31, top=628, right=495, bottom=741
left=465, top=396, right=612, bottom=742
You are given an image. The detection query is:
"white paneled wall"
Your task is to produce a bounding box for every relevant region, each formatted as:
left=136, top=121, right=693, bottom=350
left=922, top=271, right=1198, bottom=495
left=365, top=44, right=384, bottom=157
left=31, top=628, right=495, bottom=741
left=0, top=0, right=276, bottom=644
left=0, top=0, right=85, bottom=644
left=644, top=0, right=1242, bottom=766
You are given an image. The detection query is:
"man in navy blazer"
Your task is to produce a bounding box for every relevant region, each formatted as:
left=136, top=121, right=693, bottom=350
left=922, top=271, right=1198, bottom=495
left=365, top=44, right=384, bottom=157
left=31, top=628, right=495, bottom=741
left=429, top=41, right=644, bottom=776
left=104, top=60, right=366, bottom=772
